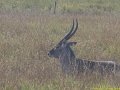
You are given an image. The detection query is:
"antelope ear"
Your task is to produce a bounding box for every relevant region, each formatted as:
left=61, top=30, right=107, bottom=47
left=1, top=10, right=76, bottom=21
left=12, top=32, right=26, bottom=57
left=67, top=42, right=77, bottom=46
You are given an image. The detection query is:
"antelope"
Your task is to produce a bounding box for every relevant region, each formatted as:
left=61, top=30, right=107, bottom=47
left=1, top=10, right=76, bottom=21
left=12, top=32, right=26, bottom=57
left=48, top=19, right=120, bottom=75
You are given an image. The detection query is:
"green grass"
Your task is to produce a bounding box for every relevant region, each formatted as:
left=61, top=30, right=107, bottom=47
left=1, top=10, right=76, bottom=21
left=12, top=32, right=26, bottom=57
left=1, top=0, right=120, bottom=13
left=0, top=0, right=120, bottom=90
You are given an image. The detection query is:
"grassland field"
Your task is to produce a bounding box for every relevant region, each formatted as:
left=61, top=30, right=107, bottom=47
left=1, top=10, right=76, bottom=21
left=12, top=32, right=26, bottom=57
left=0, top=0, right=120, bottom=90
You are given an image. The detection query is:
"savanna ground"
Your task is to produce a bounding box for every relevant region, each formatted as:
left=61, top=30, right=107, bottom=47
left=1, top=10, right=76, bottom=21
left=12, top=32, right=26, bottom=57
left=0, top=0, right=120, bottom=90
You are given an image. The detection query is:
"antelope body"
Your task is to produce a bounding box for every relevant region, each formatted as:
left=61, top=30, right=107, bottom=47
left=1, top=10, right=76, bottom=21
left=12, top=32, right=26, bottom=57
left=48, top=19, right=120, bottom=75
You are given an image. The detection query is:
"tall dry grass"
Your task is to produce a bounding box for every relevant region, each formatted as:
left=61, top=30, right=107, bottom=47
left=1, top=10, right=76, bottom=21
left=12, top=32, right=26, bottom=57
left=0, top=11, right=120, bottom=90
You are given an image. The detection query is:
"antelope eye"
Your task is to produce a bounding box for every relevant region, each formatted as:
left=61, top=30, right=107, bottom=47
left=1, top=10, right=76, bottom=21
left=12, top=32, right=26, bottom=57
left=54, top=46, right=58, bottom=50
left=56, top=46, right=59, bottom=49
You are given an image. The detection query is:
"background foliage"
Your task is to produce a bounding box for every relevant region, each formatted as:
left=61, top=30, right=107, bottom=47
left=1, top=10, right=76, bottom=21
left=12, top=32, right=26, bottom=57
left=0, top=0, right=120, bottom=90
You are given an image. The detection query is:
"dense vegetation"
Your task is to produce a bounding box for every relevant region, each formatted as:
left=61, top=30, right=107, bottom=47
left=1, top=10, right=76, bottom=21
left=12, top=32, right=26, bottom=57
left=0, top=0, right=120, bottom=90
left=1, top=0, right=120, bottom=14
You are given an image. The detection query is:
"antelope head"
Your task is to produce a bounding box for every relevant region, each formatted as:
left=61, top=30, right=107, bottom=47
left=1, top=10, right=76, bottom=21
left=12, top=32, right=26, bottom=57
left=48, top=19, right=78, bottom=59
